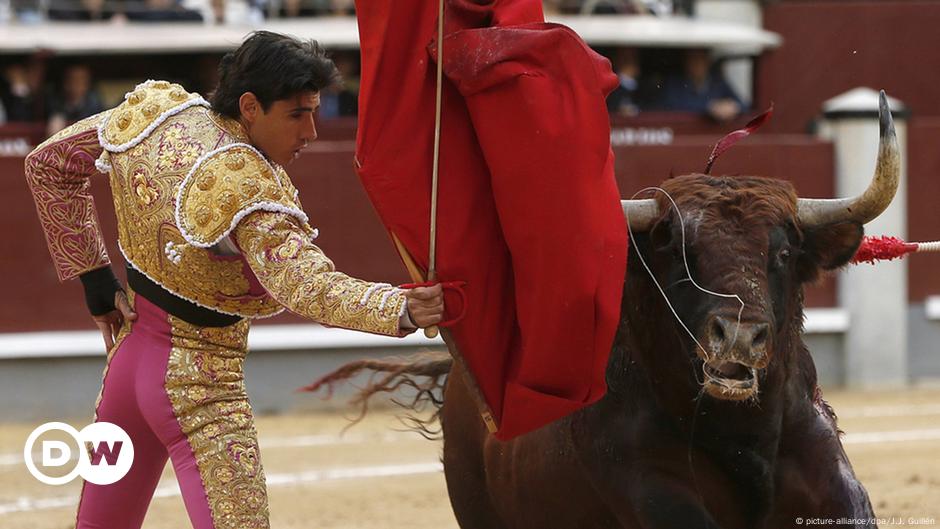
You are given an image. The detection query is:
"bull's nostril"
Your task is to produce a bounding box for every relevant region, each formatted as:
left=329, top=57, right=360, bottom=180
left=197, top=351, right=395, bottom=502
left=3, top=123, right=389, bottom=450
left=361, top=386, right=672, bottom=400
left=711, top=319, right=725, bottom=342
left=752, top=325, right=769, bottom=348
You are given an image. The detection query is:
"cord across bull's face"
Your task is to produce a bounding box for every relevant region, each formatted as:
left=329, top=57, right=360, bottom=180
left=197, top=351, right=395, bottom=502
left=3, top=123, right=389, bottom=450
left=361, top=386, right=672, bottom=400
left=622, top=90, right=900, bottom=402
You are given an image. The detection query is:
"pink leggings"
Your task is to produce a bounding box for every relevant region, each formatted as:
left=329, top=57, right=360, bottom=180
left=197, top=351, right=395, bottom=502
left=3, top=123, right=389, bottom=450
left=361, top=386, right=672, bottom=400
left=76, top=291, right=269, bottom=529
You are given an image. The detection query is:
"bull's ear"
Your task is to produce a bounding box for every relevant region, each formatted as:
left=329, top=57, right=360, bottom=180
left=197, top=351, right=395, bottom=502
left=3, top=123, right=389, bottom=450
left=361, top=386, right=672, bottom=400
left=798, top=222, right=864, bottom=281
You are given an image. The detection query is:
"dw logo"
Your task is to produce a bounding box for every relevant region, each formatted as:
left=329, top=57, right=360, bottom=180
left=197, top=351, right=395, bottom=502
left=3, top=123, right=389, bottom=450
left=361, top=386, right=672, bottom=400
left=24, top=422, right=134, bottom=485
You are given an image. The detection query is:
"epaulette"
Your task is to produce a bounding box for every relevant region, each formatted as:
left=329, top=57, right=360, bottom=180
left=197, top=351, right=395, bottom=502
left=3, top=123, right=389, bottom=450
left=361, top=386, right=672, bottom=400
left=176, top=143, right=307, bottom=248
left=98, top=80, right=209, bottom=153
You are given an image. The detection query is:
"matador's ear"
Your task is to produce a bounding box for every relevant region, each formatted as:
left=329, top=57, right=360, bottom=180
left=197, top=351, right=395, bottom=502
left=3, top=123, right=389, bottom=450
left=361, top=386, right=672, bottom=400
left=238, top=92, right=261, bottom=124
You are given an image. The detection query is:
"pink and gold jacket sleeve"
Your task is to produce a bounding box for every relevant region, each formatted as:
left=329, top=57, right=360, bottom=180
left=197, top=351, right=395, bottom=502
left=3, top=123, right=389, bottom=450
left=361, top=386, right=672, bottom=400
left=176, top=143, right=409, bottom=336
left=24, top=112, right=112, bottom=281
left=232, top=210, right=408, bottom=337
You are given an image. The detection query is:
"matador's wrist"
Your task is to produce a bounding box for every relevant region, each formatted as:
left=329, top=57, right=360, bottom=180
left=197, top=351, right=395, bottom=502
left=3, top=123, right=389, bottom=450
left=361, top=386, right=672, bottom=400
left=399, top=306, right=417, bottom=330
left=79, top=266, right=123, bottom=316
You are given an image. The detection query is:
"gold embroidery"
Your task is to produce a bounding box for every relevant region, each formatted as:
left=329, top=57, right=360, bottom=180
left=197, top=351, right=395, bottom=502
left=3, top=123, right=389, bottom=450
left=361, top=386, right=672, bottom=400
left=101, top=81, right=203, bottom=147
left=155, top=123, right=202, bottom=172
left=154, top=224, right=251, bottom=298
left=131, top=166, right=160, bottom=206
left=235, top=211, right=406, bottom=336
left=164, top=315, right=269, bottom=529
left=177, top=145, right=302, bottom=247
left=27, top=80, right=294, bottom=318
left=207, top=112, right=250, bottom=143
left=24, top=111, right=112, bottom=280
left=107, top=98, right=282, bottom=317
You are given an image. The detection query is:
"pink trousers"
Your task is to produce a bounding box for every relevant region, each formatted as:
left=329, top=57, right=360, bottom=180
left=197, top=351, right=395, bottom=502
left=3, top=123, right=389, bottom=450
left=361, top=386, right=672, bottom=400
left=76, top=291, right=269, bottom=529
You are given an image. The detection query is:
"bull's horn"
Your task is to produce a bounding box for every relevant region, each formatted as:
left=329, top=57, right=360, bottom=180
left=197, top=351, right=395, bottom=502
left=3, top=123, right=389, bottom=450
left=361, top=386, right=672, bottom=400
left=622, top=199, right=660, bottom=232
left=797, top=90, right=900, bottom=227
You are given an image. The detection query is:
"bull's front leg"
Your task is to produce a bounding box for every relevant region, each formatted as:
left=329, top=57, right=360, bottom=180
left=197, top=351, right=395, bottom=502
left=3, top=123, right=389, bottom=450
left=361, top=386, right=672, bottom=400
left=770, top=412, right=877, bottom=529
left=570, top=407, right=743, bottom=529
left=572, top=439, right=732, bottom=528
left=623, top=470, right=726, bottom=529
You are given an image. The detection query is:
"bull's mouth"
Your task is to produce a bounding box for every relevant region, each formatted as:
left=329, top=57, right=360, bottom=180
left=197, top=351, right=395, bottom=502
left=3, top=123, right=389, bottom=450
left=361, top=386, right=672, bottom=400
left=702, top=360, right=759, bottom=401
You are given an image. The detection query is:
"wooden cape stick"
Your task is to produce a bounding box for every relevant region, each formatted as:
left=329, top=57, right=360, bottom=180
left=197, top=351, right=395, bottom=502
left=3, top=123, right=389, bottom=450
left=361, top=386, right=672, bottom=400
left=393, top=233, right=498, bottom=434
left=423, top=0, right=446, bottom=340
left=388, top=0, right=497, bottom=433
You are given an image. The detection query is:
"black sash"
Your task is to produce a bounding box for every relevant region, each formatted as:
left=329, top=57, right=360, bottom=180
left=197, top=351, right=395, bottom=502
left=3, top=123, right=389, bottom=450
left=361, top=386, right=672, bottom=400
left=126, top=265, right=242, bottom=328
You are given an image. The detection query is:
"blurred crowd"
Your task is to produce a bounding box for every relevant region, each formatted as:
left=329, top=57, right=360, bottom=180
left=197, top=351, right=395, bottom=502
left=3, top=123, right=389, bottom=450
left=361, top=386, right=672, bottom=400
left=0, top=0, right=744, bottom=136
left=607, top=47, right=743, bottom=122
left=1, top=60, right=106, bottom=135
left=0, top=50, right=362, bottom=134
left=1, top=0, right=687, bottom=24
left=0, top=46, right=743, bottom=137
left=2, top=0, right=356, bottom=24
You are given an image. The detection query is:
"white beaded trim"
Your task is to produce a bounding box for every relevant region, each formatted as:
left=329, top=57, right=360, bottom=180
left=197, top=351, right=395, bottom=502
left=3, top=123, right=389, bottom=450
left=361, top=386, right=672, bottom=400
left=360, top=282, right=392, bottom=306
left=174, top=143, right=312, bottom=249
left=164, top=241, right=185, bottom=265
left=94, top=155, right=112, bottom=174
left=378, top=288, right=403, bottom=312
left=97, top=82, right=209, bottom=154
left=118, top=240, right=284, bottom=320
left=396, top=292, right=409, bottom=328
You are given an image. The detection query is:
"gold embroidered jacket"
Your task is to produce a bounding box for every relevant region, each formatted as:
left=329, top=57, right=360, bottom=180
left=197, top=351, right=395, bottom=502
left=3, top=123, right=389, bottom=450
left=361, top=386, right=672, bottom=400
left=25, top=80, right=406, bottom=336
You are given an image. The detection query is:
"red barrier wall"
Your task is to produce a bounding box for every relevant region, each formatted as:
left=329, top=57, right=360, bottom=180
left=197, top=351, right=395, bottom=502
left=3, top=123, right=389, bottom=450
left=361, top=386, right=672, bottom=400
left=908, top=118, right=940, bottom=301
left=759, top=1, right=940, bottom=134
left=0, top=130, right=840, bottom=332
left=759, top=1, right=940, bottom=303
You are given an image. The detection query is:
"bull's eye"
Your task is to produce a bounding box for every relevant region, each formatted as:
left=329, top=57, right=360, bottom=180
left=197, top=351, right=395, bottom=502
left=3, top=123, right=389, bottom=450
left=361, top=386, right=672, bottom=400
left=774, top=248, right=792, bottom=268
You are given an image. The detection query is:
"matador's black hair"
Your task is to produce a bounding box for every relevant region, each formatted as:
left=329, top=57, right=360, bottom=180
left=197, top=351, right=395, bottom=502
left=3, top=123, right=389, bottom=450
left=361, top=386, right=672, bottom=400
left=210, top=30, right=339, bottom=119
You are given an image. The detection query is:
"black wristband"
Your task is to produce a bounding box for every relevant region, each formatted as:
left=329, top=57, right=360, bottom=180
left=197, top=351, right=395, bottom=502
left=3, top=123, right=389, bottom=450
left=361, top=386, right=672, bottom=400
left=79, top=266, right=123, bottom=316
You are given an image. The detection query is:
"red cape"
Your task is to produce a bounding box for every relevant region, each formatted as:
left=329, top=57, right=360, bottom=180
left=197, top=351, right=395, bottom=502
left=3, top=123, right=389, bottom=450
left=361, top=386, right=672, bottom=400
left=354, top=0, right=626, bottom=440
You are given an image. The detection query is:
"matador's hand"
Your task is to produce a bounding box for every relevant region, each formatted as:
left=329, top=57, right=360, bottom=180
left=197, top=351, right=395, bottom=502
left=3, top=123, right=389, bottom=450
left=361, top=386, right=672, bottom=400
left=404, top=283, right=444, bottom=329
left=92, top=291, right=137, bottom=352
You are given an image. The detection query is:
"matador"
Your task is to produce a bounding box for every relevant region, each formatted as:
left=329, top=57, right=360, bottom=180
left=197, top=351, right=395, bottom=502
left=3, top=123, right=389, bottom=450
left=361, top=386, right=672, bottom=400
left=24, top=31, right=445, bottom=529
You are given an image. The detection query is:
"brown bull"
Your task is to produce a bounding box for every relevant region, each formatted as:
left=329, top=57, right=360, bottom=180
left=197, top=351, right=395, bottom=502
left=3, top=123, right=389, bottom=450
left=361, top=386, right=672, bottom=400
left=310, top=93, right=899, bottom=529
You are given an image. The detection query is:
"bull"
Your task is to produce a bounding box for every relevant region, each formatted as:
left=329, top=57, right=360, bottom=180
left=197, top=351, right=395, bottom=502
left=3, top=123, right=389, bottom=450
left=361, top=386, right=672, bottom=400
left=310, top=92, right=898, bottom=529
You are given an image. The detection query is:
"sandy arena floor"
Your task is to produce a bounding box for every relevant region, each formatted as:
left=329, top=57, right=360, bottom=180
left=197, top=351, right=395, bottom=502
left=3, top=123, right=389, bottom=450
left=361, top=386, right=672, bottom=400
left=1, top=388, right=938, bottom=528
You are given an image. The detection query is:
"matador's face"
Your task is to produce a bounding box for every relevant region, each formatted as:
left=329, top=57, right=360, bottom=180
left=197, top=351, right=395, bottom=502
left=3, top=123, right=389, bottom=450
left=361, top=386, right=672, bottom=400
left=242, top=91, right=320, bottom=167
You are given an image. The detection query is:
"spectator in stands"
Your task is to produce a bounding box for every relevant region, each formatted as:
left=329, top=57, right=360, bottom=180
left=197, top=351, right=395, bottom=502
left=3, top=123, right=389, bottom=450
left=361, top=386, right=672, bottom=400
left=580, top=0, right=642, bottom=15
left=329, top=0, right=354, bottom=14
left=542, top=0, right=563, bottom=15
left=48, top=0, right=120, bottom=21
left=606, top=47, right=641, bottom=117
left=46, top=64, right=104, bottom=136
left=125, top=0, right=202, bottom=21
left=655, top=48, right=743, bottom=122
left=10, top=0, right=43, bottom=23
left=278, top=0, right=317, bottom=18
left=209, top=0, right=225, bottom=22
left=275, top=0, right=352, bottom=17
left=318, top=52, right=358, bottom=119
left=0, top=62, right=44, bottom=122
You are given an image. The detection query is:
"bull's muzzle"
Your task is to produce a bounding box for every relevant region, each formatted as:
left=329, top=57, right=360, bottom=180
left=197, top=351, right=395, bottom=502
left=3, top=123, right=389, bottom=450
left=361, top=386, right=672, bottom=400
left=701, top=316, right=769, bottom=400
left=705, top=316, right=770, bottom=368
